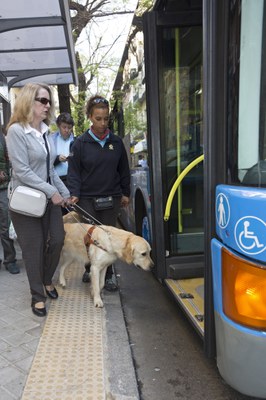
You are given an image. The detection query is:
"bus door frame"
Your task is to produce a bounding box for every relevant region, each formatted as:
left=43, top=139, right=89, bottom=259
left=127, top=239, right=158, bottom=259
left=143, top=9, right=203, bottom=280
left=203, top=0, right=229, bottom=356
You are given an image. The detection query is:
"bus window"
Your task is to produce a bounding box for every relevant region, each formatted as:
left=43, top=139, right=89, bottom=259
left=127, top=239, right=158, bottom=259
left=230, top=0, right=266, bottom=186
left=161, top=26, right=203, bottom=255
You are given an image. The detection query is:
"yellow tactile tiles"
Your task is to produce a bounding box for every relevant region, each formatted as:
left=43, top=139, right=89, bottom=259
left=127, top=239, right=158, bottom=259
left=21, top=264, right=106, bottom=400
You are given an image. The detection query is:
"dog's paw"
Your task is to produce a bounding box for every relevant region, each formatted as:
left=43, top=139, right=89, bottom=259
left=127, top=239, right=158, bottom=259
left=59, top=278, right=66, bottom=288
left=94, top=297, right=104, bottom=308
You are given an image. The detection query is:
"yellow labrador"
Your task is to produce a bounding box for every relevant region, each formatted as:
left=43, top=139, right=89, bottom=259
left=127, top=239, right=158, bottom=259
left=59, top=222, right=153, bottom=307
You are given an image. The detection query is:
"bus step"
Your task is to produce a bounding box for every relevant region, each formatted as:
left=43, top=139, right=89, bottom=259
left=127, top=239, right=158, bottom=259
left=165, top=278, right=204, bottom=337
left=195, top=314, right=204, bottom=322
left=179, top=292, right=194, bottom=299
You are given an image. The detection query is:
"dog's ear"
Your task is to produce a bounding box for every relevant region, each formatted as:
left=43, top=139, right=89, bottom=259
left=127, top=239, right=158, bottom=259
left=121, top=236, right=134, bottom=264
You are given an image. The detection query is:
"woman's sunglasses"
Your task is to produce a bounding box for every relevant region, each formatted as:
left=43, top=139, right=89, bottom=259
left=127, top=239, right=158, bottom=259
left=35, top=97, right=52, bottom=106
left=93, top=98, right=109, bottom=105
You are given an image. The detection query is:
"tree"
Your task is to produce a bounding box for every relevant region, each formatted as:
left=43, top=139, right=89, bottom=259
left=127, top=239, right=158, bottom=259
left=111, top=0, right=153, bottom=139
left=57, top=0, right=136, bottom=135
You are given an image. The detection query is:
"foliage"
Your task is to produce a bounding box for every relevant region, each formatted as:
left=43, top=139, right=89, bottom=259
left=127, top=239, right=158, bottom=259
left=67, top=0, right=136, bottom=135
left=123, top=102, right=146, bottom=138
left=111, top=0, right=153, bottom=141
left=62, top=0, right=153, bottom=136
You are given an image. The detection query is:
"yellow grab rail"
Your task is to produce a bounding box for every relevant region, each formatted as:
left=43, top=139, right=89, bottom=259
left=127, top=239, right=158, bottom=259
left=164, top=154, right=204, bottom=221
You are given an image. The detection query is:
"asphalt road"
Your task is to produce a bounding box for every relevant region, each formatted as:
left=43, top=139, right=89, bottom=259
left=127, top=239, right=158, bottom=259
left=115, top=261, right=259, bottom=400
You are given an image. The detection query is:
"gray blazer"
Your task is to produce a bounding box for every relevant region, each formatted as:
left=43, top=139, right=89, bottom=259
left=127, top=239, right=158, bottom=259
left=6, top=123, right=70, bottom=199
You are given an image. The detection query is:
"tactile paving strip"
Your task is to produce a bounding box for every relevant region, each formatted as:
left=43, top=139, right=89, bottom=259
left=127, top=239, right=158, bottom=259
left=21, top=263, right=105, bottom=400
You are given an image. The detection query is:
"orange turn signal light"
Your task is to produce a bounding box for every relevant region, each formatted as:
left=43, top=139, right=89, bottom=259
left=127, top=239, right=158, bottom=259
left=222, top=247, right=266, bottom=330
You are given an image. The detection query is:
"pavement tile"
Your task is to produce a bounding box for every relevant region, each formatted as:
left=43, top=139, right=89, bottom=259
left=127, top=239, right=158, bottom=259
left=3, top=332, right=35, bottom=347
left=23, top=325, right=43, bottom=339
left=0, top=325, right=22, bottom=339
left=15, top=355, right=34, bottom=373
left=21, top=338, right=40, bottom=354
left=0, top=319, right=8, bottom=329
left=0, top=355, right=9, bottom=368
left=4, top=373, right=27, bottom=399
left=1, top=346, right=32, bottom=363
left=0, top=309, right=28, bottom=325
left=12, top=317, right=39, bottom=333
left=0, top=387, right=16, bottom=400
left=0, top=365, right=25, bottom=385
left=0, top=340, right=9, bottom=352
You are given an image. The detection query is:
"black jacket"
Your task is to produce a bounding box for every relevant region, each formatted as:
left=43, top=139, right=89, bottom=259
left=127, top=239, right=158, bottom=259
left=67, top=131, right=130, bottom=198
left=0, top=132, right=10, bottom=190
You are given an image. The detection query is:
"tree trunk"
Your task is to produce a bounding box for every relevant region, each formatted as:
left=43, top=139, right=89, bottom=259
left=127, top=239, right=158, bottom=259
left=57, top=84, right=71, bottom=114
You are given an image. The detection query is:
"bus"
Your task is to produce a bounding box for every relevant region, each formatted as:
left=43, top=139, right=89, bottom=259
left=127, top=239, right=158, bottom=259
left=114, top=0, right=266, bottom=398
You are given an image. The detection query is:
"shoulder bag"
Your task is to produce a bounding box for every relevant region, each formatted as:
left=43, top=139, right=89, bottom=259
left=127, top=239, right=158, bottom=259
left=9, top=185, right=47, bottom=217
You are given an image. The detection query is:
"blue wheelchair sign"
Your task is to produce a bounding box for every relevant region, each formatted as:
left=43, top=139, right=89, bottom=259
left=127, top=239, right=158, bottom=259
left=234, top=216, right=266, bottom=256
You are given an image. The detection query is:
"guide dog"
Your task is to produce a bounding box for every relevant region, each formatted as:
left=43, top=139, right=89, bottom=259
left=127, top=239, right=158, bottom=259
left=59, top=221, right=153, bottom=307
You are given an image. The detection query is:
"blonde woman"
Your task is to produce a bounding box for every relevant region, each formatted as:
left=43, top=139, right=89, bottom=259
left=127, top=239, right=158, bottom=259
left=6, top=83, right=72, bottom=317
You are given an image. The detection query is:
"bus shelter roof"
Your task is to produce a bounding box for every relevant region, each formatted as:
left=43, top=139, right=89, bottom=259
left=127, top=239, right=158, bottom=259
left=0, top=0, right=78, bottom=91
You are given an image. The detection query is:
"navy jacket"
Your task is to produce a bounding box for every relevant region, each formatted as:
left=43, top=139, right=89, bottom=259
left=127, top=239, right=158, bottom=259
left=67, top=130, right=130, bottom=198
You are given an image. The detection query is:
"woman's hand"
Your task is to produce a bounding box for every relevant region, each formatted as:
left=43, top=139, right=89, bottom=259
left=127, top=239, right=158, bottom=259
left=51, top=192, right=64, bottom=206
left=70, top=196, right=79, bottom=204
left=64, top=197, right=74, bottom=206
left=59, top=155, right=68, bottom=162
left=121, top=196, right=130, bottom=208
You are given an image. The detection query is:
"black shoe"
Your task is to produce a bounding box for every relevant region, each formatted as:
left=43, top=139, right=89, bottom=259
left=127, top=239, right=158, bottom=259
left=31, top=303, right=47, bottom=317
left=45, top=286, right=58, bottom=299
left=104, top=276, right=118, bottom=292
left=82, top=271, right=90, bottom=283
left=6, top=263, right=20, bottom=274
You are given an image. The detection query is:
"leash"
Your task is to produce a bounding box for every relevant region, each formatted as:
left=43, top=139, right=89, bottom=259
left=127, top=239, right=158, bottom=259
left=65, top=203, right=108, bottom=231
left=64, top=205, right=108, bottom=252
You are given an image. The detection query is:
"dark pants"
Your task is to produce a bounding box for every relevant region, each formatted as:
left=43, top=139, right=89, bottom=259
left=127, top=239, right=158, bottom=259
left=77, top=197, right=121, bottom=279
left=0, top=188, right=16, bottom=265
left=10, top=202, right=65, bottom=304
left=59, top=176, right=69, bottom=215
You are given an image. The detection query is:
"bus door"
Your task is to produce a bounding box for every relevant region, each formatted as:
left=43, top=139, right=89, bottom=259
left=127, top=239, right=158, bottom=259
left=144, top=8, right=204, bottom=334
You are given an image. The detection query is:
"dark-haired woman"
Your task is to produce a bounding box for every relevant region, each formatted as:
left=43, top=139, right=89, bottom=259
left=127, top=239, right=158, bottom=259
left=51, top=112, right=75, bottom=214
left=51, top=112, right=75, bottom=185
left=67, top=95, right=130, bottom=291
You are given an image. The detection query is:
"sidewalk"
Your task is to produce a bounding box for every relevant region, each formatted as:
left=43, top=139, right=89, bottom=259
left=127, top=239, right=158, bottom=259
left=0, top=243, right=139, bottom=400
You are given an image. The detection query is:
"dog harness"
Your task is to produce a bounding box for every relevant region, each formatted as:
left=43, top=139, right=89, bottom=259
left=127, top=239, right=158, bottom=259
left=84, top=226, right=107, bottom=252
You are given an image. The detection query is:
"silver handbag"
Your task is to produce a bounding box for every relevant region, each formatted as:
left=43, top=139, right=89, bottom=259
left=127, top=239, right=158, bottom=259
left=9, top=186, right=47, bottom=217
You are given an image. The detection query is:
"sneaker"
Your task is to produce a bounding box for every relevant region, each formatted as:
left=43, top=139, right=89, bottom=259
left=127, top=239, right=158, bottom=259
left=6, top=262, right=20, bottom=274
left=104, top=276, right=118, bottom=292
left=82, top=270, right=90, bottom=283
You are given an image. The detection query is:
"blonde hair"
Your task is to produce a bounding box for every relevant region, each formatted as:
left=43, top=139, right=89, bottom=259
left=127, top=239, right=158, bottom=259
left=7, top=82, right=55, bottom=129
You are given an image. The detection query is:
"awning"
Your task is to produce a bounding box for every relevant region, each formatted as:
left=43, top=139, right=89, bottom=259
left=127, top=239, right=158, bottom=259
left=0, top=0, right=78, bottom=90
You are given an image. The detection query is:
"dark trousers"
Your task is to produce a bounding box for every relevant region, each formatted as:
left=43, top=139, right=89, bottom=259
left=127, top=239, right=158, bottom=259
left=0, top=188, right=16, bottom=265
left=10, top=202, right=65, bottom=304
left=77, top=197, right=121, bottom=279
left=59, top=176, right=69, bottom=215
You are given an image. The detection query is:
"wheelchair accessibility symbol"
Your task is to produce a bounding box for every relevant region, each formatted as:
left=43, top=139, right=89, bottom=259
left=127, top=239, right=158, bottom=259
left=234, top=216, right=266, bottom=255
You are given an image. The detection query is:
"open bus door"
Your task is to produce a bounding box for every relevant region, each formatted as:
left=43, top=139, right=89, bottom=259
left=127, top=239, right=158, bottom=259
left=143, top=3, right=206, bottom=337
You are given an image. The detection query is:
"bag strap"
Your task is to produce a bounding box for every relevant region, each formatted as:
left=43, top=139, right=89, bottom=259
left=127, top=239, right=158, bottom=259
left=43, top=133, right=51, bottom=183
